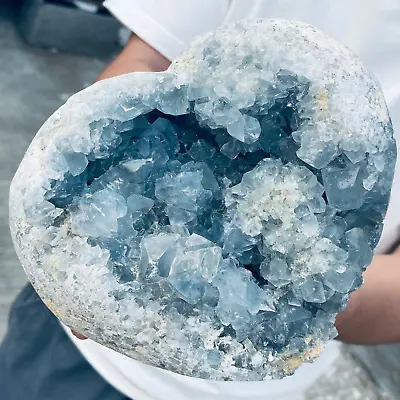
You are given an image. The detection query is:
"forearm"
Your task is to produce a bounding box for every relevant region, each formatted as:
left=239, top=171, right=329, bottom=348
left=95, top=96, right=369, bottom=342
left=336, top=250, right=400, bottom=344
left=97, top=34, right=171, bottom=81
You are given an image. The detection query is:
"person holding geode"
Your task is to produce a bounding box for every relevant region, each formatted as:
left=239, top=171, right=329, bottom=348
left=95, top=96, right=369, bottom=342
left=1, top=1, right=400, bottom=400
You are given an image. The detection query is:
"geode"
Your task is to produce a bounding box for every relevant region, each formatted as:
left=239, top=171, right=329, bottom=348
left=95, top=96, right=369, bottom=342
left=9, top=19, right=396, bottom=381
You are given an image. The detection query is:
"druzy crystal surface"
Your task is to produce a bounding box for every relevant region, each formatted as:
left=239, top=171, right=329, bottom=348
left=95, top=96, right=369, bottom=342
left=10, top=19, right=396, bottom=380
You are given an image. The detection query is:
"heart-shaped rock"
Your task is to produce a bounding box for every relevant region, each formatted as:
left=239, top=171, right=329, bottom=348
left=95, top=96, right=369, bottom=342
left=9, top=19, right=396, bottom=381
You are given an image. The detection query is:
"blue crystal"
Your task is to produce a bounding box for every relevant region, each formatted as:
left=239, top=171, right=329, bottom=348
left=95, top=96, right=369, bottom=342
left=297, top=278, right=327, bottom=303
left=126, top=194, right=154, bottom=219
left=260, top=257, right=291, bottom=288
left=11, top=19, right=397, bottom=381
left=322, top=157, right=367, bottom=211
left=63, top=152, right=88, bottom=176
left=206, top=349, right=222, bottom=369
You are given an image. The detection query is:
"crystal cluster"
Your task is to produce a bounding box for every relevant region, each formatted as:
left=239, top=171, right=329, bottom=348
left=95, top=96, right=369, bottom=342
left=9, top=19, right=396, bottom=380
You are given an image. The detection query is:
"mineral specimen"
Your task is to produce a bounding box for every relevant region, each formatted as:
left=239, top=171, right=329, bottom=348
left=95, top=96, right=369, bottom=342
left=9, top=19, right=396, bottom=381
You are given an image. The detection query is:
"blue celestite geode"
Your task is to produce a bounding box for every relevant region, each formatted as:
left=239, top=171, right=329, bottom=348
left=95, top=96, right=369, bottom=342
left=9, top=19, right=397, bottom=380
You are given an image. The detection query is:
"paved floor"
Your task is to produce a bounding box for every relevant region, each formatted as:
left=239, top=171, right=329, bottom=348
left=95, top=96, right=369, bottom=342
left=0, top=3, right=106, bottom=340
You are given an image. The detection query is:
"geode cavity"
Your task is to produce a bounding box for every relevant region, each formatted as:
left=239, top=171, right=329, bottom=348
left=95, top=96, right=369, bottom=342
left=9, top=19, right=396, bottom=381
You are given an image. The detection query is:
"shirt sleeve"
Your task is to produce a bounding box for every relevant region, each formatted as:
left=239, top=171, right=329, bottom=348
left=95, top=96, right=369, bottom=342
left=103, top=0, right=231, bottom=61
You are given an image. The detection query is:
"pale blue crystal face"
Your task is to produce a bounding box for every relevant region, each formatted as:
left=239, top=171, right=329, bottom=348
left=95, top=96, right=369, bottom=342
left=10, top=20, right=397, bottom=381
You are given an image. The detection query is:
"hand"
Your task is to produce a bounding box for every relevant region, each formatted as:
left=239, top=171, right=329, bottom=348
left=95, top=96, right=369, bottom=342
left=335, top=244, right=400, bottom=344
left=71, top=330, right=88, bottom=340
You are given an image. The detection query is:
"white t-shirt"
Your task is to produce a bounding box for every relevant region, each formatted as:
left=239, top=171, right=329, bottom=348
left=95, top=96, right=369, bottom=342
left=65, top=1, right=400, bottom=399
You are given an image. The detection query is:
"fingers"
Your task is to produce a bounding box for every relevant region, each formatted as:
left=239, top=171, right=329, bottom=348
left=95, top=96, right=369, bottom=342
left=71, top=330, right=88, bottom=340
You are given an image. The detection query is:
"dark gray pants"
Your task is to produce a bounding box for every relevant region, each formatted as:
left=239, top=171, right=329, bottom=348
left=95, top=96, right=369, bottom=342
left=0, top=284, right=130, bottom=400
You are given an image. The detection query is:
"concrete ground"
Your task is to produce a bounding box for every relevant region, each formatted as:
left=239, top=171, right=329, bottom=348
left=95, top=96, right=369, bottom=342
left=0, top=2, right=106, bottom=340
